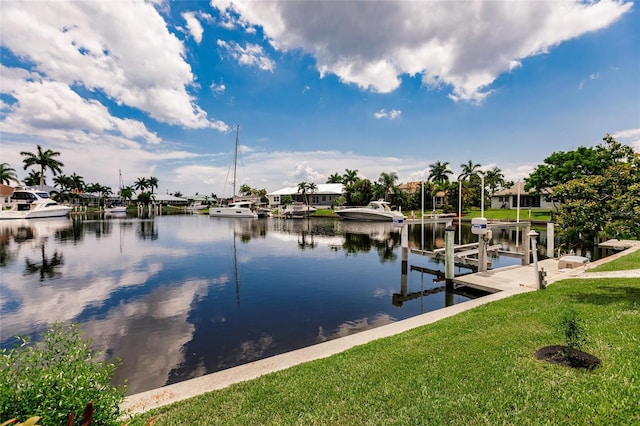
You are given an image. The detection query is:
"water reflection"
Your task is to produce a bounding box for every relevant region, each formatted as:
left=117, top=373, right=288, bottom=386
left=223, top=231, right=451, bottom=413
left=1, top=215, right=541, bottom=395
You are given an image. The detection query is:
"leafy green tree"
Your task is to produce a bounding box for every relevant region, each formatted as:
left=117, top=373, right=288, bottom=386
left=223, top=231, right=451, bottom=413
left=119, top=185, right=134, bottom=203
left=552, top=134, right=640, bottom=249
left=68, top=173, right=85, bottom=192
left=524, top=145, right=610, bottom=195
left=0, top=163, right=20, bottom=185
left=347, top=178, right=373, bottom=206
left=239, top=184, right=252, bottom=196
left=326, top=172, right=343, bottom=184
left=20, top=145, right=64, bottom=190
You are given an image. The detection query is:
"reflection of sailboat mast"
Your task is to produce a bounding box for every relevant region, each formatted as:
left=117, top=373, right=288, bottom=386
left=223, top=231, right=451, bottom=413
left=233, top=233, right=240, bottom=307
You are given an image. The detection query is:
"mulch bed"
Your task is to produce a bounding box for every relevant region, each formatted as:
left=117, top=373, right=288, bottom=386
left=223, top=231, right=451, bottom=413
left=534, top=345, right=601, bottom=370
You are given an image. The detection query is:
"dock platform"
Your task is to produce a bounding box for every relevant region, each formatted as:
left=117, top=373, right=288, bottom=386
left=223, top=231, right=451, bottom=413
left=453, top=258, right=587, bottom=294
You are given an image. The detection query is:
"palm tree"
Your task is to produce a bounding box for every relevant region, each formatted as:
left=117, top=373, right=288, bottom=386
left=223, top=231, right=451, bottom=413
left=427, top=161, right=453, bottom=184
left=297, top=181, right=317, bottom=215
left=147, top=176, right=159, bottom=194
left=134, top=177, right=148, bottom=193
left=378, top=171, right=398, bottom=202
left=342, top=169, right=359, bottom=186
left=485, top=166, right=507, bottom=198
left=0, top=163, right=20, bottom=185
left=68, top=173, right=85, bottom=192
left=119, top=186, right=134, bottom=204
left=23, top=170, right=43, bottom=187
left=326, top=173, right=343, bottom=184
left=458, top=160, right=481, bottom=181
left=20, top=145, right=64, bottom=190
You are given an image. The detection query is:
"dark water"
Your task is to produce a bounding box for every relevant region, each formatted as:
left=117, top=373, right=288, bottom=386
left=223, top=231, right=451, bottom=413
left=1, top=214, right=538, bottom=395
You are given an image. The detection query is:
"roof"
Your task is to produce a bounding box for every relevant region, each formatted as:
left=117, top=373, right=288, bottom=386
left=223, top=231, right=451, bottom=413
left=492, top=181, right=552, bottom=197
left=152, top=194, right=188, bottom=202
left=268, top=183, right=344, bottom=196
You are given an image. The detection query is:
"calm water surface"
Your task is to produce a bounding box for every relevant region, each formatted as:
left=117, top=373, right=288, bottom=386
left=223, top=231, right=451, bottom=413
left=0, top=214, right=538, bottom=394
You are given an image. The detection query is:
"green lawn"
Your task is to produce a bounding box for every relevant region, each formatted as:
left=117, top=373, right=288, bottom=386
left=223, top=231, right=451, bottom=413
left=588, top=248, right=640, bottom=272
left=462, top=208, right=552, bottom=222
left=126, top=253, right=640, bottom=425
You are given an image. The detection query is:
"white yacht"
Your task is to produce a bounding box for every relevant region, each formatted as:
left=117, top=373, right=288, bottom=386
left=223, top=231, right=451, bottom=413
left=210, top=201, right=258, bottom=218
left=0, top=188, right=71, bottom=220
left=335, top=200, right=404, bottom=222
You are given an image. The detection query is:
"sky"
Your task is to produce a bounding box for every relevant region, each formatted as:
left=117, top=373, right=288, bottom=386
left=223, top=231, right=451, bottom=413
left=1, top=0, right=639, bottom=197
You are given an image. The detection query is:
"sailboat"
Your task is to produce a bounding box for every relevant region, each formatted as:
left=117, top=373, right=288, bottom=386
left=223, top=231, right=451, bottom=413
left=105, top=169, right=127, bottom=215
left=209, top=125, right=258, bottom=218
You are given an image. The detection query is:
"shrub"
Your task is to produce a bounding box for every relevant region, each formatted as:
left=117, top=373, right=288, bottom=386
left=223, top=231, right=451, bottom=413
left=0, top=323, right=126, bottom=425
left=560, top=309, right=587, bottom=355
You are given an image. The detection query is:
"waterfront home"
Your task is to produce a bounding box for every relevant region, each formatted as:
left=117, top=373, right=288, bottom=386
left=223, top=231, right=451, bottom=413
left=267, top=183, right=344, bottom=209
left=490, top=181, right=556, bottom=210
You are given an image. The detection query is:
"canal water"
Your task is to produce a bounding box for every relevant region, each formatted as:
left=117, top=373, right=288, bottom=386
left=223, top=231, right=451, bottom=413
left=0, top=214, right=543, bottom=395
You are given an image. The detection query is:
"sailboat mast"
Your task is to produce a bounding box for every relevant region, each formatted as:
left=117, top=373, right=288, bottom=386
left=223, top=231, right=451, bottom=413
left=233, top=125, right=239, bottom=196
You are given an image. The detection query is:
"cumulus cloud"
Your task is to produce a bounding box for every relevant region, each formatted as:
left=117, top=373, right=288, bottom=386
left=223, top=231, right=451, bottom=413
left=211, top=0, right=632, bottom=103
left=0, top=1, right=225, bottom=129
left=374, top=109, right=401, bottom=120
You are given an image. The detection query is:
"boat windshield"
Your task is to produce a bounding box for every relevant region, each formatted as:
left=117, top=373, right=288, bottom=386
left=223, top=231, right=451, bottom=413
left=36, top=192, right=50, bottom=199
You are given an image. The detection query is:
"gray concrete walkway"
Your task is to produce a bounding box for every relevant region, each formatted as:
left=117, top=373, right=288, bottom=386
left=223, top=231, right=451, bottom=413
left=121, top=243, right=639, bottom=416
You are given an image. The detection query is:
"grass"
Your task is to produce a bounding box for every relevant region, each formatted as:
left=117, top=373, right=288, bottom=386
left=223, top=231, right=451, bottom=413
left=126, top=253, right=640, bottom=425
left=588, top=248, right=640, bottom=272
left=463, top=208, right=552, bottom=222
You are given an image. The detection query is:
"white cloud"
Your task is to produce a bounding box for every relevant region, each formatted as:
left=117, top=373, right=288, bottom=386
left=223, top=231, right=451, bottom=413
left=612, top=128, right=640, bottom=151
left=217, top=40, right=275, bottom=72
left=183, top=11, right=204, bottom=44
left=0, top=1, right=225, bottom=129
left=211, top=0, right=632, bottom=103
left=210, top=82, right=226, bottom=95
left=374, top=109, right=401, bottom=120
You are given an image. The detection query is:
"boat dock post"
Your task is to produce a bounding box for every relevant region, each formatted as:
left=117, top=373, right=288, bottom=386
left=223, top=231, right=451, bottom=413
left=444, top=223, right=455, bottom=291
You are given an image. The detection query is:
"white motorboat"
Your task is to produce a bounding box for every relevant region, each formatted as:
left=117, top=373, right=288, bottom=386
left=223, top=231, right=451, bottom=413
left=335, top=200, right=404, bottom=222
left=0, top=188, right=71, bottom=220
left=283, top=202, right=316, bottom=218
left=210, top=201, right=258, bottom=218
left=105, top=205, right=127, bottom=214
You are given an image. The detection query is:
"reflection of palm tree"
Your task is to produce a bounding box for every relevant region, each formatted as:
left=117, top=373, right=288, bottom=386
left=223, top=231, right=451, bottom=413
left=25, top=244, right=64, bottom=282
left=20, top=145, right=65, bottom=191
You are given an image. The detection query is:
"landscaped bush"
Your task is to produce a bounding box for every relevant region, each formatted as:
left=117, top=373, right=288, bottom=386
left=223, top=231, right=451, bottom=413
left=0, top=323, right=126, bottom=425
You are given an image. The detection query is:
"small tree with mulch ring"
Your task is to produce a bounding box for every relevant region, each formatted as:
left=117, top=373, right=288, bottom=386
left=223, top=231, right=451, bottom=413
left=535, top=309, right=601, bottom=370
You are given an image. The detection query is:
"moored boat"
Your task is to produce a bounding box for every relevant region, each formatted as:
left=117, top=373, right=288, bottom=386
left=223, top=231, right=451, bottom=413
left=335, top=200, right=404, bottom=222
left=283, top=202, right=316, bottom=218
left=0, top=188, right=71, bottom=220
left=210, top=201, right=259, bottom=218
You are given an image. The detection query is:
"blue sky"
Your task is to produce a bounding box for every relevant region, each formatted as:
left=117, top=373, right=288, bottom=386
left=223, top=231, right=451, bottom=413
left=1, top=0, right=638, bottom=197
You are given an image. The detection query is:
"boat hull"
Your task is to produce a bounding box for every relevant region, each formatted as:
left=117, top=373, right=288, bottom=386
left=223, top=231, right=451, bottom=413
left=335, top=210, right=403, bottom=222
left=0, top=206, right=71, bottom=220
left=209, top=207, right=258, bottom=218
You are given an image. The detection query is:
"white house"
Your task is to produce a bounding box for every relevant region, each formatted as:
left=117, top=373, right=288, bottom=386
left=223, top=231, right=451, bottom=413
left=490, top=181, right=556, bottom=210
left=267, top=183, right=344, bottom=209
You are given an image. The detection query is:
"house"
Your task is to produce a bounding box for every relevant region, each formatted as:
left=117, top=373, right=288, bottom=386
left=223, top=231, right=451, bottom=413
left=267, top=183, right=344, bottom=209
left=490, top=181, right=556, bottom=210
left=398, top=182, right=448, bottom=209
